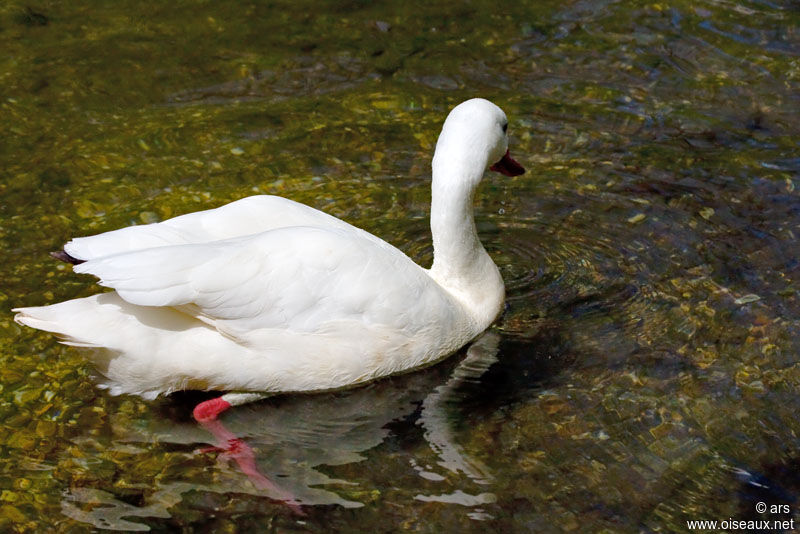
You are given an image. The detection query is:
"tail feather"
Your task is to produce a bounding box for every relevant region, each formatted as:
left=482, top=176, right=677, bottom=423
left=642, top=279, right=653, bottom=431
left=14, top=305, right=98, bottom=346
left=13, top=293, right=239, bottom=399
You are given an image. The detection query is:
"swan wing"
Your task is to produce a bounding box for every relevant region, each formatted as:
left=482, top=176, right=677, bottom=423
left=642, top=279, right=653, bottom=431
left=73, top=226, right=455, bottom=342
left=64, top=195, right=356, bottom=261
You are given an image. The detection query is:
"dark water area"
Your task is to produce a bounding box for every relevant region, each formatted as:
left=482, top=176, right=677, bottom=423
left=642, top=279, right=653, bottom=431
left=1, top=0, right=799, bottom=531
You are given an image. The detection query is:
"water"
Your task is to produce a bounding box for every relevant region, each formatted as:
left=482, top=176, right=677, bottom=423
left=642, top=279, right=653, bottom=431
left=1, top=0, right=799, bottom=531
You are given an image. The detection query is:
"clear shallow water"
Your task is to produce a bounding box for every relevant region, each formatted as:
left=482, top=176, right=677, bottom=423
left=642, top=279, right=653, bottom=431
left=1, top=0, right=799, bottom=531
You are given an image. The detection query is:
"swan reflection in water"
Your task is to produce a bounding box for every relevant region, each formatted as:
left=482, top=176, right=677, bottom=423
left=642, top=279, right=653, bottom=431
left=62, top=332, right=501, bottom=529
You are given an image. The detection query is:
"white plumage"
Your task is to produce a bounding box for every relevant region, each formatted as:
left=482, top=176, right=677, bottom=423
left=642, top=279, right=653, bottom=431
left=13, top=98, right=524, bottom=401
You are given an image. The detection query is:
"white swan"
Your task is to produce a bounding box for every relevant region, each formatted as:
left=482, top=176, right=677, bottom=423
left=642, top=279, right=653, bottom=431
left=13, top=98, right=524, bottom=421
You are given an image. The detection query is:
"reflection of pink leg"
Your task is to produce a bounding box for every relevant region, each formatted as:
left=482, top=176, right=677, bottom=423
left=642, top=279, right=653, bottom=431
left=194, top=395, right=304, bottom=515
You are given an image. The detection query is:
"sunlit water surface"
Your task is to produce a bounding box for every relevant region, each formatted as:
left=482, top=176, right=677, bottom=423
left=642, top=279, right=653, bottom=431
left=1, top=0, right=799, bottom=531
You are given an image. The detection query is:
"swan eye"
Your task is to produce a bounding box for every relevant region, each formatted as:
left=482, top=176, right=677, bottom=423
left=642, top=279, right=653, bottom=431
left=502, top=123, right=508, bottom=134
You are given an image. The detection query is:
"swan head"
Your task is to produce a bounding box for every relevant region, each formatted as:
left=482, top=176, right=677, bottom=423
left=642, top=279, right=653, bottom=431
left=432, top=98, right=525, bottom=186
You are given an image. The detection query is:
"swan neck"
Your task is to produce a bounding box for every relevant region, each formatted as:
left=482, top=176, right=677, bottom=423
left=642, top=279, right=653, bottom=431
left=428, top=162, right=504, bottom=326
left=429, top=164, right=483, bottom=276
left=427, top=135, right=505, bottom=328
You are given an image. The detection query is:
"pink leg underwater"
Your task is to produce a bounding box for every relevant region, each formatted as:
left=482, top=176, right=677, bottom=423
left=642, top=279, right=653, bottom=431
left=193, top=397, right=232, bottom=422
left=193, top=392, right=266, bottom=423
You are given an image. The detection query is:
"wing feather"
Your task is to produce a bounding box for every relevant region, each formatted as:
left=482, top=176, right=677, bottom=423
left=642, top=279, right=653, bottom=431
left=73, top=226, right=449, bottom=342
left=64, top=195, right=358, bottom=261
